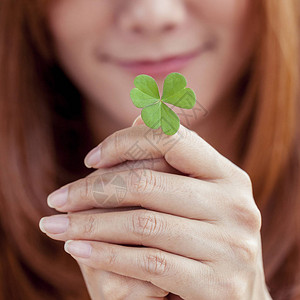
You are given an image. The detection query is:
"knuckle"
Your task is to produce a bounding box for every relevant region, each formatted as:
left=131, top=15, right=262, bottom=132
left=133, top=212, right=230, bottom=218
left=248, top=206, right=262, bottom=232
left=80, top=176, right=94, bottom=201
left=141, top=250, right=169, bottom=276
left=229, top=236, right=259, bottom=264
left=104, top=246, right=118, bottom=267
left=240, top=169, right=251, bottom=184
left=112, top=131, right=125, bottom=160
left=129, top=168, right=156, bottom=194
left=129, top=210, right=165, bottom=242
left=91, top=175, right=105, bottom=206
left=241, top=171, right=252, bottom=191
left=232, top=201, right=262, bottom=232
left=235, top=169, right=253, bottom=192
left=238, top=238, right=259, bottom=263
left=83, top=214, right=97, bottom=235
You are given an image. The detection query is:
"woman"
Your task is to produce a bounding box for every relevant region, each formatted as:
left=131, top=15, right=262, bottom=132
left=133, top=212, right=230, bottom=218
left=0, top=0, right=299, bottom=299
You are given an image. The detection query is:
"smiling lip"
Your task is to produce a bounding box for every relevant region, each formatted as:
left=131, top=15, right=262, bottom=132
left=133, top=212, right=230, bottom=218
left=111, top=47, right=203, bottom=78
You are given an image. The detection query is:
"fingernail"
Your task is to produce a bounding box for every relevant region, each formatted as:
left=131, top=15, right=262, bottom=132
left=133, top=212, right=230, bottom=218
left=64, top=240, right=92, bottom=258
left=84, top=144, right=102, bottom=168
left=47, top=186, right=69, bottom=208
left=39, top=215, right=69, bottom=234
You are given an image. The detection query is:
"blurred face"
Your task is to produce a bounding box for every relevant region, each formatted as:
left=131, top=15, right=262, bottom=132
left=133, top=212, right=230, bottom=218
left=47, top=0, right=256, bottom=129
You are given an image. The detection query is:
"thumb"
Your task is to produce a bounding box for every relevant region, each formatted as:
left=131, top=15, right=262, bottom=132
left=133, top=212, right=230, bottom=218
left=131, top=115, right=144, bottom=127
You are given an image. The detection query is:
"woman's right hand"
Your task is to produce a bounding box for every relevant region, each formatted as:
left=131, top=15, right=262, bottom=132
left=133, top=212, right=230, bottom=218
left=78, top=253, right=169, bottom=300
left=66, top=157, right=181, bottom=300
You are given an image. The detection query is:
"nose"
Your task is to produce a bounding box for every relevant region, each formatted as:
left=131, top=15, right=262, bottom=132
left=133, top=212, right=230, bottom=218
left=118, top=0, right=187, bottom=36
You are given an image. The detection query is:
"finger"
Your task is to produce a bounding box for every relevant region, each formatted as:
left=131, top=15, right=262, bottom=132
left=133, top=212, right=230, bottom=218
left=85, top=157, right=181, bottom=179
left=39, top=209, right=219, bottom=261
left=50, top=168, right=223, bottom=221
left=47, top=158, right=181, bottom=210
left=78, top=264, right=169, bottom=300
left=84, top=118, right=240, bottom=180
left=68, top=208, right=153, bottom=249
left=64, top=240, right=212, bottom=299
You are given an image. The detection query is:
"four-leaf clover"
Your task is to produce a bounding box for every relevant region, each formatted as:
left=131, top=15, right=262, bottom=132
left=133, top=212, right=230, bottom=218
left=130, top=72, right=196, bottom=135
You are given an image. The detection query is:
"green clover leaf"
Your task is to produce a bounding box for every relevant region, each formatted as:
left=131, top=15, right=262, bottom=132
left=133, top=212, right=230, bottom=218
left=130, top=72, right=196, bottom=135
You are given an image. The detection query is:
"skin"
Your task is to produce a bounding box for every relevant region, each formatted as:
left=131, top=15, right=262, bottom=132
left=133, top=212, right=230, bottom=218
left=46, top=0, right=257, bottom=155
left=41, top=0, right=271, bottom=299
left=40, top=118, right=271, bottom=299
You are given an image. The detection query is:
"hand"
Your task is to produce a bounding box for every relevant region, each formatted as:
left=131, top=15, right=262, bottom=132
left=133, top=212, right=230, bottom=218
left=77, top=211, right=170, bottom=300
left=40, top=116, right=271, bottom=300
left=73, top=207, right=170, bottom=300
left=81, top=156, right=180, bottom=300
left=53, top=157, right=178, bottom=299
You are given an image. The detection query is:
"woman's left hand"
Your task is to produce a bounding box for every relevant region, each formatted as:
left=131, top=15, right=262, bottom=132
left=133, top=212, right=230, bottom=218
left=40, top=116, right=271, bottom=300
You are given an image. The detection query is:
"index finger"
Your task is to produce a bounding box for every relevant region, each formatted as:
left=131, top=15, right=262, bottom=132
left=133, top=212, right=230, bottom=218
left=84, top=117, right=238, bottom=180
